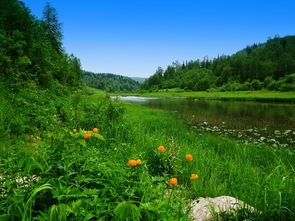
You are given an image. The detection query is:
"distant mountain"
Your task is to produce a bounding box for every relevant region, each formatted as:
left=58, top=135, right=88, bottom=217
left=131, top=77, right=146, bottom=83
left=82, top=71, right=140, bottom=92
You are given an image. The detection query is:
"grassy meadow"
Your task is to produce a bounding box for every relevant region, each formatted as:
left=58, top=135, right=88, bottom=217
left=117, top=90, right=295, bottom=101
left=0, top=87, right=294, bottom=220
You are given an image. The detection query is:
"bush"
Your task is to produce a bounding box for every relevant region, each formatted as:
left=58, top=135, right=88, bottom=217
left=250, top=79, right=263, bottom=90
left=263, top=74, right=295, bottom=91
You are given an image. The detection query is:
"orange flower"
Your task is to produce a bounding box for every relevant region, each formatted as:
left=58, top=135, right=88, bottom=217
left=158, top=145, right=165, bottom=152
left=186, top=154, right=193, bottom=161
left=93, top=128, right=99, bottom=133
left=136, top=159, right=142, bottom=165
left=191, top=174, right=199, bottom=180
left=169, top=178, right=178, bottom=185
left=72, top=129, right=77, bottom=133
left=86, top=130, right=91, bottom=134
left=83, top=134, right=90, bottom=139
left=128, top=160, right=137, bottom=167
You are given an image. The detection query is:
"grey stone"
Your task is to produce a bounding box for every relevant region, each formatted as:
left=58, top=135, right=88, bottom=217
left=189, top=196, right=256, bottom=221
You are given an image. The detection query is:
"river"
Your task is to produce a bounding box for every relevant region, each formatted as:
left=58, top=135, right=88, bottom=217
left=118, top=96, right=295, bottom=147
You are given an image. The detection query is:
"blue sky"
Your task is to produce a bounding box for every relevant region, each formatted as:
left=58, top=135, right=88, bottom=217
left=23, top=0, right=295, bottom=77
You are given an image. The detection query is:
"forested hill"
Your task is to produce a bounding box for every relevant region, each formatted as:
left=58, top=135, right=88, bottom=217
left=82, top=71, right=140, bottom=92
left=142, top=35, right=295, bottom=91
left=0, top=0, right=81, bottom=89
left=0, top=0, right=83, bottom=138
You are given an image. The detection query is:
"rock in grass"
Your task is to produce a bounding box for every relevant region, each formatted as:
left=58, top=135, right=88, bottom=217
left=189, top=196, right=256, bottom=221
left=275, top=130, right=281, bottom=135
left=260, top=136, right=266, bottom=141
left=284, top=129, right=292, bottom=135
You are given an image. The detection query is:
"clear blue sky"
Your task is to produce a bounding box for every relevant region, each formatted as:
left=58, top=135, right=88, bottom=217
left=22, top=0, right=295, bottom=78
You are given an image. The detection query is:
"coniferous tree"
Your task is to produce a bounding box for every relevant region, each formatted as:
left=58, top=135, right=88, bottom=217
left=42, top=2, right=63, bottom=52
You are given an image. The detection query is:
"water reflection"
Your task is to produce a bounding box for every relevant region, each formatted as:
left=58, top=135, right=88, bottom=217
left=119, top=96, right=295, bottom=147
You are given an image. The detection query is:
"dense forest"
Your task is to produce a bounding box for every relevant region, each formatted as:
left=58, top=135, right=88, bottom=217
left=142, top=35, right=295, bottom=91
left=0, top=0, right=82, bottom=89
left=82, top=71, right=140, bottom=92
left=0, top=0, right=85, bottom=137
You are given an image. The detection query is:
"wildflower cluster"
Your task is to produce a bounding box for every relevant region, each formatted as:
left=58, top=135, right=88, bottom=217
left=69, top=127, right=104, bottom=147
left=128, top=159, right=142, bottom=167
left=157, top=145, right=199, bottom=185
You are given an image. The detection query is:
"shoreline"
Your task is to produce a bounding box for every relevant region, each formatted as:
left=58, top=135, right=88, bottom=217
left=113, top=90, right=295, bottom=103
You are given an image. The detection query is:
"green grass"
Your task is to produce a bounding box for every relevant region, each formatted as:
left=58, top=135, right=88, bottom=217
left=122, top=102, right=295, bottom=218
left=0, top=87, right=294, bottom=220
left=116, top=90, right=295, bottom=101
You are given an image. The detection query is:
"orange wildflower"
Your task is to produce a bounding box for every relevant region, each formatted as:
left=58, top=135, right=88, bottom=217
left=72, top=129, right=77, bottom=133
left=169, top=178, right=178, bottom=185
left=186, top=154, right=193, bottom=161
left=158, top=145, right=165, bottom=152
left=86, top=130, right=91, bottom=134
left=93, top=128, right=99, bottom=133
left=191, top=174, right=199, bottom=180
left=83, top=134, right=90, bottom=139
left=128, top=160, right=137, bottom=167
left=136, top=159, right=142, bottom=165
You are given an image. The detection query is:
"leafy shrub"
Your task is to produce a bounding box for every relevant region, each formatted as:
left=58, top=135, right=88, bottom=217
left=250, top=79, right=263, bottom=90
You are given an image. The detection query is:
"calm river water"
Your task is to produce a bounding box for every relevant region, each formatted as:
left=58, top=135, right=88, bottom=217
left=118, top=96, right=295, bottom=147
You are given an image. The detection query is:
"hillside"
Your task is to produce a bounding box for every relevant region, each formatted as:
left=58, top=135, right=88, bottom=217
left=131, top=77, right=146, bottom=83
left=141, top=35, right=295, bottom=91
left=82, top=71, right=140, bottom=92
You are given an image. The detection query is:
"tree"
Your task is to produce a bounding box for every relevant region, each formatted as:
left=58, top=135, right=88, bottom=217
left=42, top=2, right=63, bottom=52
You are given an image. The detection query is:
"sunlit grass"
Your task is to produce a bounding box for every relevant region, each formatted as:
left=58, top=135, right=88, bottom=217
left=0, top=88, right=294, bottom=219
left=117, top=90, right=295, bottom=100
left=122, top=101, right=295, bottom=219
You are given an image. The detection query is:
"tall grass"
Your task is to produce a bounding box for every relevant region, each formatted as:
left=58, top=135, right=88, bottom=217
left=0, top=87, right=294, bottom=220
left=120, top=102, right=295, bottom=219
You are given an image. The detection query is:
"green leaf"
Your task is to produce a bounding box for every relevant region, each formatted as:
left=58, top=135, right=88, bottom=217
left=93, top=133, right=105, bottom=140
left=114, top=202, right=141, bottom=221
left=76, top=139, right=86, bottom=147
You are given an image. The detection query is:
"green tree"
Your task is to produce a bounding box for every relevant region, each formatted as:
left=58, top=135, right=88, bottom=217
left=42, top=2, right=63, bottom=52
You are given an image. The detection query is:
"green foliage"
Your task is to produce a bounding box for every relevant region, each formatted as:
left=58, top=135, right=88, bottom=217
left=82, top=71, right=140, bottom=92
left=0, top=0, right=81, bottom=88
left=142, top=35, right=295, bottom=92
left=0, top=87, right=294, bottom=219
left=42, top=2, right=63, bottom=52
left=114, top=202, right=141, bottom=221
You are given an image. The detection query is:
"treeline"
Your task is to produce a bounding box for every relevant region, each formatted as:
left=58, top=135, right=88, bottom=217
left=0, top=0, right=82, bottom=89
left=142, top=35, right=295, bottom=91
left=82, top=71, right=140, bottom=92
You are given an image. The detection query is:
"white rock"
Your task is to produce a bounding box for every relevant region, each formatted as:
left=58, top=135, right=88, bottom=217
left=260, top=137, right=266, bottom=141
left=189, top=196, right=256, bottom=221
left=284, top=130, right=292, bottom=135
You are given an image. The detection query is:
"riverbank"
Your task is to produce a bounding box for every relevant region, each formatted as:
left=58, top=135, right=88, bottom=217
left=1, top=88, right=294, bottom=219
left=116, top=90, right=295, bottom=102
left=121, top=101, right=295, bottom=219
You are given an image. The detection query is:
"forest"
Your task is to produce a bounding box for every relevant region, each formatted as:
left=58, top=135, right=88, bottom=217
left=0, top=0, right=82, bottom=89
left=141, top=36, right=295, bottom=92
left=82, top=71, right=140, bottom=92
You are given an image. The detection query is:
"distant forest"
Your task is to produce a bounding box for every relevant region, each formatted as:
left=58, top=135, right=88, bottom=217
left=142, top=35, right=295, bottom=91
left=82, top=71, right=140, bottom=92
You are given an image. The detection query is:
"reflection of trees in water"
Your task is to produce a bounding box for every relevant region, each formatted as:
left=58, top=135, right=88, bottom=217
left=141, top=99, right=295, bottom=131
